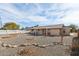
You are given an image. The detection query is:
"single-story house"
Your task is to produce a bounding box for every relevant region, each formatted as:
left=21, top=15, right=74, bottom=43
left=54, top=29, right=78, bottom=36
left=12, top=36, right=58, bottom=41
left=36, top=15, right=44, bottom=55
left=30, top=24, right=70, bottom=36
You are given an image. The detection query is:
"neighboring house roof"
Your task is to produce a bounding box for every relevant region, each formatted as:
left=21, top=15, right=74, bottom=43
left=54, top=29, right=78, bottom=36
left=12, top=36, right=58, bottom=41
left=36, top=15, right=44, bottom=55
left=31, top=24, right=64, bottom=29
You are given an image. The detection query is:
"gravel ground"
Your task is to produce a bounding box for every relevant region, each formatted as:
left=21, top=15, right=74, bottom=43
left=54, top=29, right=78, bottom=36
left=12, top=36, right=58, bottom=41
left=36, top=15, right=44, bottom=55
left=0, top=34, right=73, bottom=56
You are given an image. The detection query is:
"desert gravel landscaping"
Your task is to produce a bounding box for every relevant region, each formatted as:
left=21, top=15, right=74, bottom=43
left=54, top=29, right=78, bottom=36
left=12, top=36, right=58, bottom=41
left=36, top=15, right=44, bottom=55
left=0, top=33, right=73, bottom=56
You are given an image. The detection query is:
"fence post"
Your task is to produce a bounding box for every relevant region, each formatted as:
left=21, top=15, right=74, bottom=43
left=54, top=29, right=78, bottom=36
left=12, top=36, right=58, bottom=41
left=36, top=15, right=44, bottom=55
left=61, top=29, right=64, bottom=44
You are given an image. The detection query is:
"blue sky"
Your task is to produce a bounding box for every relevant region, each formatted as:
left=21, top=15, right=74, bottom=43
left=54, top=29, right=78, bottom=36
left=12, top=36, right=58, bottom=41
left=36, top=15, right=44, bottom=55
left=0, top=3, right=79, bottom=28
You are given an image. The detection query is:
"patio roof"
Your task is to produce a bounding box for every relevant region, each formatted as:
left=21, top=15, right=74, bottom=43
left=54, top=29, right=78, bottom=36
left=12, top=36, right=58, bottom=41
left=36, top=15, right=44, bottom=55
left=31, top=24, right=64, bottom=29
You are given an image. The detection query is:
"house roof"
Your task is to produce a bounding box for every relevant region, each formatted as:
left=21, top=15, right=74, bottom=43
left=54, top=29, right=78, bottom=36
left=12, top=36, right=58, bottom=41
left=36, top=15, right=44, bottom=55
left=31, top=24, right=64, bottom=29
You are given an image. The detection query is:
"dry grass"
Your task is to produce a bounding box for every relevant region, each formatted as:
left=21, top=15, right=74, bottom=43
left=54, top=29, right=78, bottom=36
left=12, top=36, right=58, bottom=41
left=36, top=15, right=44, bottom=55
left=1, top=36, right=11, bottom=39
left=17, top=48, right=35, bottom=56
left=0, top=34, right=18, bottom=40
left=17, top=48, right=42, bottom=56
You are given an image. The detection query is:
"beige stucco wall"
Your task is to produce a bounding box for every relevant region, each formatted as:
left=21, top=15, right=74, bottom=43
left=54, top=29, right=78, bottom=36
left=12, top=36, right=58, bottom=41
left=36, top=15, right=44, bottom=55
left=49, top=29, right=60, bottom=36
left=31, top=29, right=61, bottom=36
left=63, top=27, right=70, bottom=35
left=31, top=27, right=70, bottom=36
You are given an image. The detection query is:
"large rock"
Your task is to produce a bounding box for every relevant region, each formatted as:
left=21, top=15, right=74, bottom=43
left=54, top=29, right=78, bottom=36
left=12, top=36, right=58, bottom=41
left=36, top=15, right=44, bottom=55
left=2, top=43, right=18, bottom=48
left=2, top=43, right=8, bottom=47
left=19, top=43, right=32, bottom=47
left=32, top=43, right=39, bottom=46
left=10, top=45, right=18, bottom=48
left=38, top=45, right=47, bottom=48
left=19, top=44, right=27, bottom=47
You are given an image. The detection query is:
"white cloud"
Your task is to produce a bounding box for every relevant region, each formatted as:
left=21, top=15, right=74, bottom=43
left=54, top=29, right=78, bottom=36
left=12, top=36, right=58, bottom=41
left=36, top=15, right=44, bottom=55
left=58, top=11, right=79, bottom=25
left=0, top=4, right=22, bottom=17
left=27, top=16, right=48, bottom=22
left=1, top=3, right=79, bottom=27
